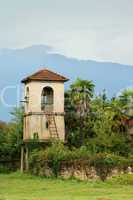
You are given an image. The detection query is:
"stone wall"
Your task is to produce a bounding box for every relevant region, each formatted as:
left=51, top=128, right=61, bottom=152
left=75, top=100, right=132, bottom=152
left=0, top=160, right=20, bottom=172
left=31, top=160, right=133, bottom=181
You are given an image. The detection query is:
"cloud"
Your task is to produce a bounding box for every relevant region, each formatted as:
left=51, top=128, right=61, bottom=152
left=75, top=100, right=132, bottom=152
left=0, top=0, right=133, bottom=64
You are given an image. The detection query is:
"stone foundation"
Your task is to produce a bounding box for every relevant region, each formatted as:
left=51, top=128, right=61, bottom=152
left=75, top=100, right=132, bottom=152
left=30, top=160, right=133, bottom=181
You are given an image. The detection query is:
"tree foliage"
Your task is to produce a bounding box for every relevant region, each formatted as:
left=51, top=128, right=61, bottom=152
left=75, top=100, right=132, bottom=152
left=65, top=80, right=133, bottom=156
left=0, top=79, right=133, bottom=164
left=0, top=107, right=23, bottom=160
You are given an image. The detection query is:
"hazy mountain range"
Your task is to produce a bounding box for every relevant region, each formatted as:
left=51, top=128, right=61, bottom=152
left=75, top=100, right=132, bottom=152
left=0, top=45, right=133, bottom=121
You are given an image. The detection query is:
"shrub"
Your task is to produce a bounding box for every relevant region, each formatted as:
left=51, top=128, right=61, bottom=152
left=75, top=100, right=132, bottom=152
left=90, top=153, right=130, bottom=181
left=29, top=142, right=68, bottom=177
left=29, top=142, right=132, bottom=180
left=29, top=142, right=91, bottom=177
left=109, top=174, right=133, bottom=185
left=90, top=153, right=129, bottom=168
left=0, top=165, right=10, bottom=174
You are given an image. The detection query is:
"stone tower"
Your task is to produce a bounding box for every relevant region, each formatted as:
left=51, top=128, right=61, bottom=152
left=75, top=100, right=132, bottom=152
left=21, top=68, right=69, bottom=142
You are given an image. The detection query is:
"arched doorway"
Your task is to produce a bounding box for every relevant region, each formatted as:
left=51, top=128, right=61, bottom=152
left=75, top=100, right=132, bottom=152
left=41, top=87, right=54, bottom=112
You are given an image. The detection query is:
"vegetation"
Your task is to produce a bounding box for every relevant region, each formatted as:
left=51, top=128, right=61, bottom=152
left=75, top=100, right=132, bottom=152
left=1, top=172, right=133, bottom=200
left=1, top=78, right=133, bottom=180
left=0, top=107, right=23, bottom=161
left=29, top=142, right=133, bottom=180
left=65, top=79, right=132, bottom=156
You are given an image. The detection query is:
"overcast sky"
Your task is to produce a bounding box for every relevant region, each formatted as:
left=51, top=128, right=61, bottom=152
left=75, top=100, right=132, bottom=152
left=0, top=0, right=133, bottom=64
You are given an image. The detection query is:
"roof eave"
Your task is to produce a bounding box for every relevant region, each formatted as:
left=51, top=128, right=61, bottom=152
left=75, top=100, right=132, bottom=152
left=21, top=78, right=69, bottom=84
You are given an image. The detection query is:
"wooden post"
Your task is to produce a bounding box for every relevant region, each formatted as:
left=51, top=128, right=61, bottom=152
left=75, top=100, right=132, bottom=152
left=25, top=144, right=29, bottom=172
left=20, top=145, right=24, bottom=173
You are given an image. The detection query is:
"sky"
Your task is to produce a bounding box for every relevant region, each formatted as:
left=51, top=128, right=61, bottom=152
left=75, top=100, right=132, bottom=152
left=0, top=0, right=133, bottom=65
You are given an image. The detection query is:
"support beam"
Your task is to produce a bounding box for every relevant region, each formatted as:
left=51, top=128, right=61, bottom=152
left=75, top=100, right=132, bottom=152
left=20, top=145, right=24, bottom=173
left=25, top=145, right=29, bottom=172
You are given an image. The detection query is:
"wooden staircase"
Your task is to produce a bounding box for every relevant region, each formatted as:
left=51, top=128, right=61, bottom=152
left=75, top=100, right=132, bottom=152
left=45, top=113, right=59, bottom=139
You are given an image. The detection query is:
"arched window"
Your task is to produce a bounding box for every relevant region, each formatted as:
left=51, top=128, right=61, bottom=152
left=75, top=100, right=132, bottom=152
left=41, top=87, right=54, bottom=112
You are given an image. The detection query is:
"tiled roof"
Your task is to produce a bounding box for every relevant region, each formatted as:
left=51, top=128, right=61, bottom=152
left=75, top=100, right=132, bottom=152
left=21, top=69, right=69, bottom=83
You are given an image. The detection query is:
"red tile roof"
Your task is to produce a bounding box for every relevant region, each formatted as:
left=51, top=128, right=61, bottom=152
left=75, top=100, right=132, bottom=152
left=21, top=69, right=69, bottom=83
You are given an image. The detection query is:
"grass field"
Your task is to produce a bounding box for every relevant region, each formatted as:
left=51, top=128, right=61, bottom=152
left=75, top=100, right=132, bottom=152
left=0, top=173, right=133, bottom=200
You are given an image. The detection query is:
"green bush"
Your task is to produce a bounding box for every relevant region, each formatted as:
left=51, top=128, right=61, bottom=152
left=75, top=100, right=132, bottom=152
left=29, top=142, right=67, bottom=177
left=29, top=142, right=132, bottom=180
left=29, top=142, right=91, bottom=177
left=109, top=174, right=133, bottom=185
left=0, top=165, right=10, bottom=174
left=90, top=153, right=130, bottom=181
left=90, top=153, right=129, bottom=168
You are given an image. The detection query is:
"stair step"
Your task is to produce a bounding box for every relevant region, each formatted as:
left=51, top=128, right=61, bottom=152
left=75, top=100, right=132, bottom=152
left=51, top=135, right=58, bottom=136
left=51, top=135, right=58, bottom=137
left=51, top=134, right=58, bottom=136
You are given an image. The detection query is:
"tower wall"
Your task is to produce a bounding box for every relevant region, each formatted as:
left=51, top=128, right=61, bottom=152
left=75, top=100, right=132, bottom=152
left=23, top=81, right=65, bottom=141
left=24, top=114, right=65, bottom=141
left=24, top=81, right=64, bottom=113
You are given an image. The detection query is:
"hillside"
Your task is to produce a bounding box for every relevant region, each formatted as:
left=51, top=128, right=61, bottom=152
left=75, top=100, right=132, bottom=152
left=0, top=45, right=133, bottom=121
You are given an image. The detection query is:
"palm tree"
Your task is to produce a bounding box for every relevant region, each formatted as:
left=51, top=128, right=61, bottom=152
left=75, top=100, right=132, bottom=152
left=69, top=78, right=95, bottom=145
left=70, top=78, right=95, bottom=115
left=119, top=89, right=133, bottom=116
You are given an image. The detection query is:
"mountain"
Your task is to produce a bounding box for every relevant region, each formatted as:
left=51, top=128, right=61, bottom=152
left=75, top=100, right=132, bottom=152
left=0, top=45, right=133, bottom=121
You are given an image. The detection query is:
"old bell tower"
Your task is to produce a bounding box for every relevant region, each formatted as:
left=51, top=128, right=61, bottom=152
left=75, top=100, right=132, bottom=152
left=21, top=68, right=69, bottom=142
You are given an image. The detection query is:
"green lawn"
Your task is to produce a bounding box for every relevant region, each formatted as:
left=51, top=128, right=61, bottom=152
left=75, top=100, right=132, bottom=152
left=0, top=173, right=133, bottom=200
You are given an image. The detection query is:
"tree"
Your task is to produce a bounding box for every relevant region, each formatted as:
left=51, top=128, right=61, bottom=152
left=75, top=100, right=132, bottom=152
left=119, top=89, right=133, bottom=116
left=65, top=78, right=95, bottom=146
left=65, top=84, right=130, bottom=156
left=89, top=97, right=129, bottom=155
left=0, top=107, right=24, bottom=160
left=9, top=107, right=24, bottom=158
left=70, top=78, right=94, bottom=114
